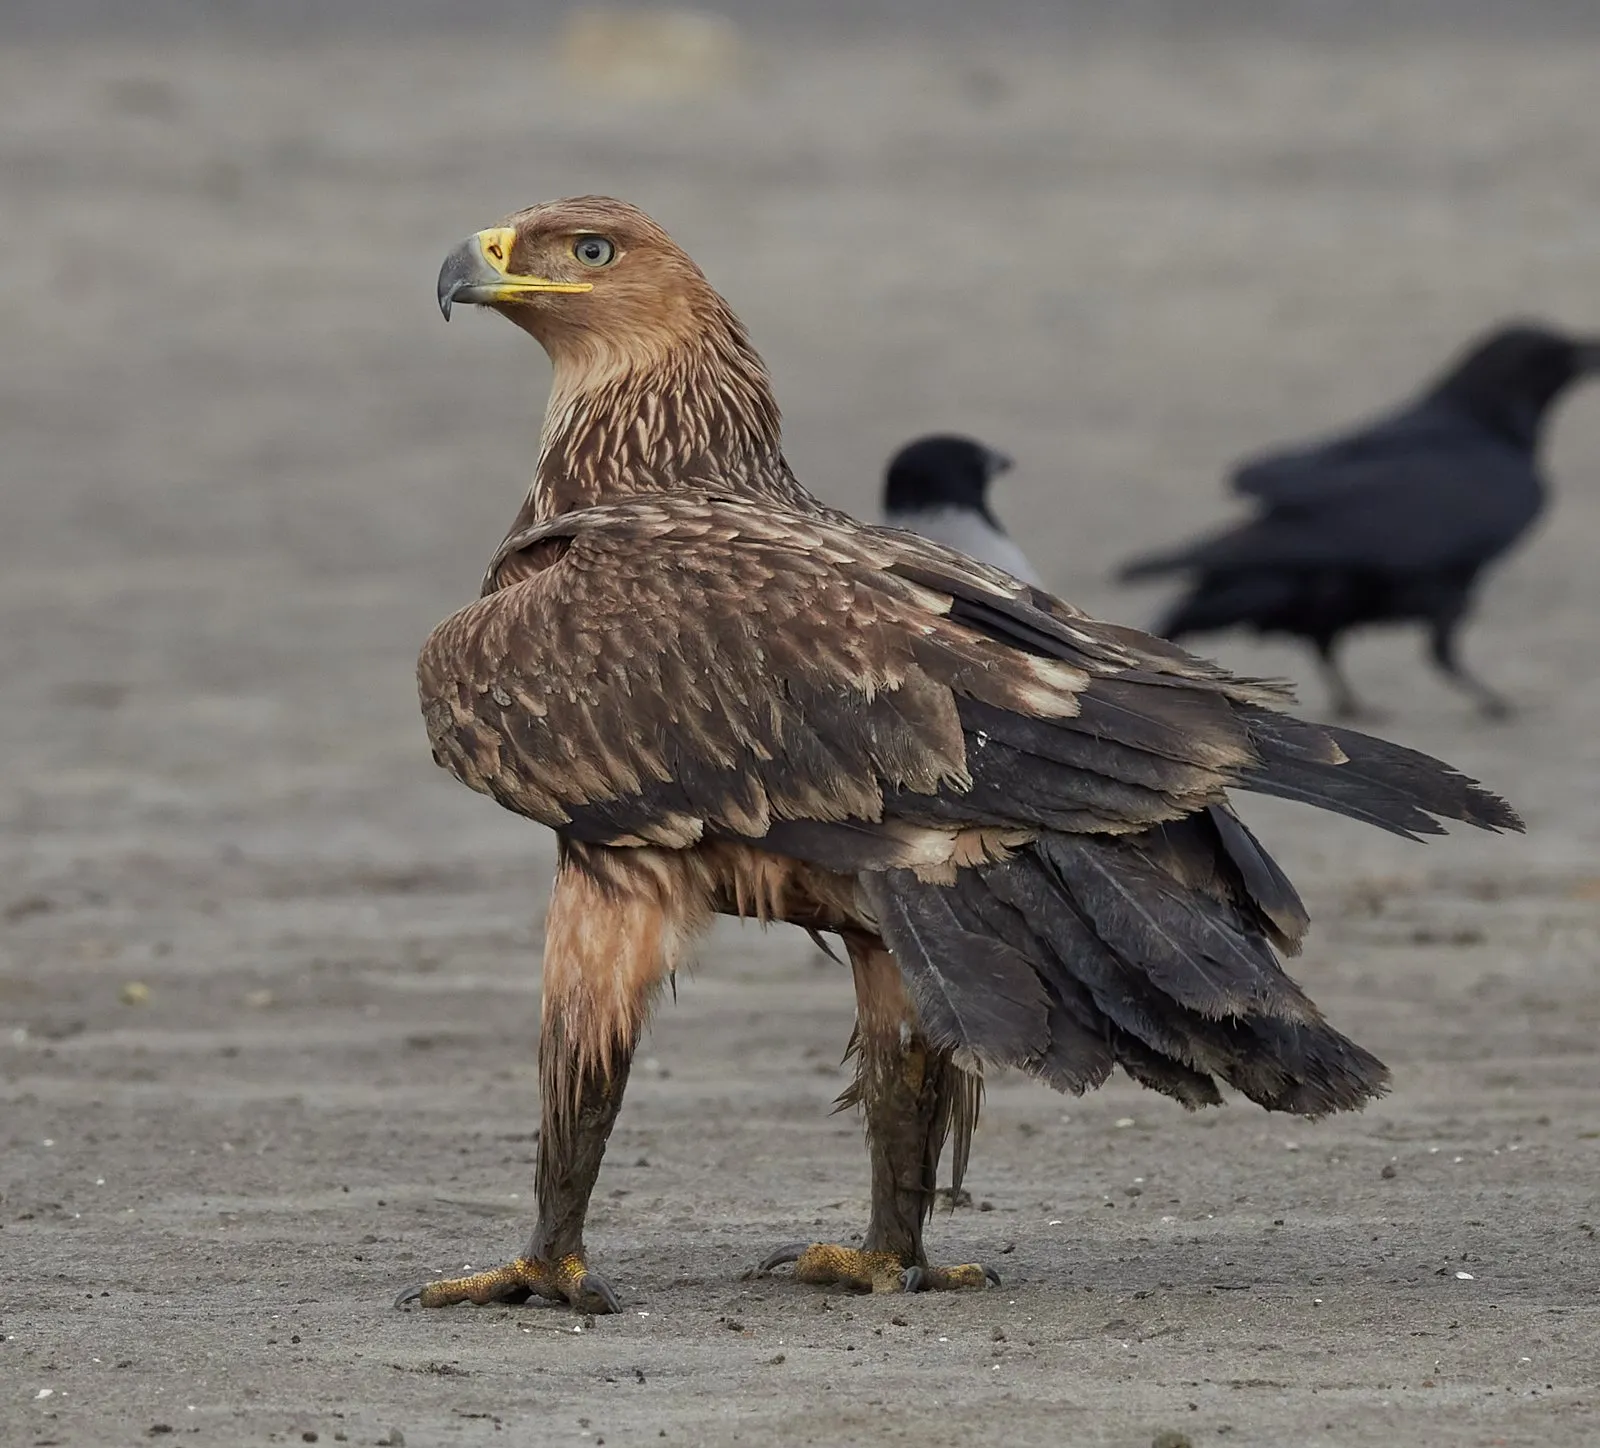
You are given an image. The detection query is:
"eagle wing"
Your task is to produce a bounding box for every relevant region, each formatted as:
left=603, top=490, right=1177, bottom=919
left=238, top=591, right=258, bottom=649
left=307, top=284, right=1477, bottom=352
left=420, top=492, right=1514, bottom=864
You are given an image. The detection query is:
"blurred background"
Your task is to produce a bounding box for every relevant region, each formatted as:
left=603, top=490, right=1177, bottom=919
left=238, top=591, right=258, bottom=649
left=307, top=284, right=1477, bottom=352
left=5, top=0, right=1599, bottom=882
left=4, top=5, right=1600, bottom=1442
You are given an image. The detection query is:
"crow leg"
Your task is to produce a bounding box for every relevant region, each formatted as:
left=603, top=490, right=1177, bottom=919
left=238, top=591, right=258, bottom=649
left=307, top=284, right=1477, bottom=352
left=1428, top=611, right=1513, bottom=719
left=761, top=936, right=995, bottom=1296
left=399, top=845, right=705, bottom=1314
left=1312, top=635, right=1380, bottom=721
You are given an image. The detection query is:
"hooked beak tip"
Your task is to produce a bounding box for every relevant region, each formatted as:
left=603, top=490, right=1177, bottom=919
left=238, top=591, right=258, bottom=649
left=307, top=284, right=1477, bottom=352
left=437, top=234, right=488, bottom=322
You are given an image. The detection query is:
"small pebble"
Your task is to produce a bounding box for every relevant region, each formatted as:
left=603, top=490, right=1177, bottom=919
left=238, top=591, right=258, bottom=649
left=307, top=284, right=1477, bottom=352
left=120, top=982, right=150, bottom=1006
left=1381, top=1163, right=1397, bottom=1180
left=1152, top=1432, right=1194, bottom=1448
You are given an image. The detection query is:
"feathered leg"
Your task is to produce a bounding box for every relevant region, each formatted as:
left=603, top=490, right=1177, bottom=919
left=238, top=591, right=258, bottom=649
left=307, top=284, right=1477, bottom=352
left=399, top=844, right=706, bottom=1314
left=761, top=936, right=995, bottom=1295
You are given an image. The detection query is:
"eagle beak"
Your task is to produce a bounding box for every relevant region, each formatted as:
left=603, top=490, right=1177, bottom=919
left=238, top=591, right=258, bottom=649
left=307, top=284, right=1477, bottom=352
left=436, top=228, right=594, bottom=320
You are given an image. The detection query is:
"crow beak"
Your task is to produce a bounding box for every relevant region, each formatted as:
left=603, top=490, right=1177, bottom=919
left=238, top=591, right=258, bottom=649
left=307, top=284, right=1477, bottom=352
left=983, top=446, right=1015, bottom=479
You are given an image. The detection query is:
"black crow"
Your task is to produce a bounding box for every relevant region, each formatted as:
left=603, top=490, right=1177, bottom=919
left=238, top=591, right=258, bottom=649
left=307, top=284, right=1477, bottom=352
left=1120, top=324, right=1600, bottom=718
left=882, top=434, right=1043, bottom=586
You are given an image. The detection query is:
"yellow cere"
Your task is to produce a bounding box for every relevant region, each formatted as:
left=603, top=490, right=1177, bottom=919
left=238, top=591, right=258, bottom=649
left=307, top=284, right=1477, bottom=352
left=474, top=228, right=595, bottom=296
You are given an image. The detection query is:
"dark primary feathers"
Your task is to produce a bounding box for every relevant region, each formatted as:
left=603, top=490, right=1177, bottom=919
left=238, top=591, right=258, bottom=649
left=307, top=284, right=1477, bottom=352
left=1119, top=323, right=1600, bottom=717
left=881, top=434, right=1043, bottom=586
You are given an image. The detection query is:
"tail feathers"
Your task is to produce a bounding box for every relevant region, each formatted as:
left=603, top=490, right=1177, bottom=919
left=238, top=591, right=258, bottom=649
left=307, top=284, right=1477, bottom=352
left=1201, top=804, right=1310, bottom=946
left=859, top=872, right=1052, bottom=1071
left=1243, top=709, right=1524, bottom=839
left=924, top=860, right=1118, bottom=1097
left=985, top=847, right=1377, bottom=1113
left=868, top=826, right=1390, bottom=1118
left=1034, top=834, right=1313, bottom=1022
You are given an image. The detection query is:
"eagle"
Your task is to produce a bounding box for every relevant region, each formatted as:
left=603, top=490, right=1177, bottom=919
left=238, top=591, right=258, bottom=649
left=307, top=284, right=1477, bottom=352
left=399, top=197, right=1519, bottom=1315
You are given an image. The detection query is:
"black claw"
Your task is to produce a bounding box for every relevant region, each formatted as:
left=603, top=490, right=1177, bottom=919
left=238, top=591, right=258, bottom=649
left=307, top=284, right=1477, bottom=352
left=580, top=1273, right=623, bottom=1315
left=394, top=1284, right=424, bottom=1309
left=759, top=1242, right=809, bottom=1272
left=984, top=1266, right=1002, bottom=1287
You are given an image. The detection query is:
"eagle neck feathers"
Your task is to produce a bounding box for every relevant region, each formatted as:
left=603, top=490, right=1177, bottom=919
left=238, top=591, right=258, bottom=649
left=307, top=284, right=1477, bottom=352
left=516, top=298, right=817, bottom=529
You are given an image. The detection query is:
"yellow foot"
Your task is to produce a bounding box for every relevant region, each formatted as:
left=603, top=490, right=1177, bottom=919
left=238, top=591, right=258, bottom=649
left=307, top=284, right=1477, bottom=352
left=759, top=1242, right=999, bottom=1294
left=395, top=1253, right=621, bottom=1314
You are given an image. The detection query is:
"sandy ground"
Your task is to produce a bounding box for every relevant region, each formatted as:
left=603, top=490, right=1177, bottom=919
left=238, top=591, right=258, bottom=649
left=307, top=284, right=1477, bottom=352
left=3, top=16, right=1600, bottom=1447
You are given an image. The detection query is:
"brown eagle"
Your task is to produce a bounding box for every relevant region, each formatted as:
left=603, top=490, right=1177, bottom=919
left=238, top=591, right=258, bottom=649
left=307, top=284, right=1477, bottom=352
left=399, top=197, right=1519, bottom=1315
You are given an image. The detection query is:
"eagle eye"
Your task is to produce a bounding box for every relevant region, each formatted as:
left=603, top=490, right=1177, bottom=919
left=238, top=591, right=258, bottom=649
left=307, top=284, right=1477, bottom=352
left=573, top=236, right=617, bottom=268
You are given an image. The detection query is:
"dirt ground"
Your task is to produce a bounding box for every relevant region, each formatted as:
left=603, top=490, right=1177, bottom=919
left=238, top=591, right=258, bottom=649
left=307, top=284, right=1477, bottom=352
left=3, top=14, right=1600, bottom=1448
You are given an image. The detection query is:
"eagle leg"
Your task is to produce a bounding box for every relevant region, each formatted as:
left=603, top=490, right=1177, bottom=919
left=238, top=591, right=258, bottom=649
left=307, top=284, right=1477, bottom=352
left=760, top=936, right=995, bottom=1296
left=399, top=844, right=698, bottom=1315
left=395, top=1042, right=632, bottom=1314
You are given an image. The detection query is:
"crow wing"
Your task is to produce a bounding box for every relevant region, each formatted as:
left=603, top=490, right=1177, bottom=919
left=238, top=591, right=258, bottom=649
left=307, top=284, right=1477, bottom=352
left=1229, top=401, right=1477, bottom=506
left=1125, top=418, right=1543, bottom=584
left=1123, top=399, right=1545, bottom=582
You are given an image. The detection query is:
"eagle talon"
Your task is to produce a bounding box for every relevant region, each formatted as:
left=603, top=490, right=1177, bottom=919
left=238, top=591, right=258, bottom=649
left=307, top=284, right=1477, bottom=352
left=901, top=1262, right=999, bottom=1293
left=762, top=1241, right=993, bottom=1295
left=758, top=1242, right=810, bottom=1273
left=398, top=1253, right=621, bottom=1314
left=576, top=1270, right=622, bottom=1316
